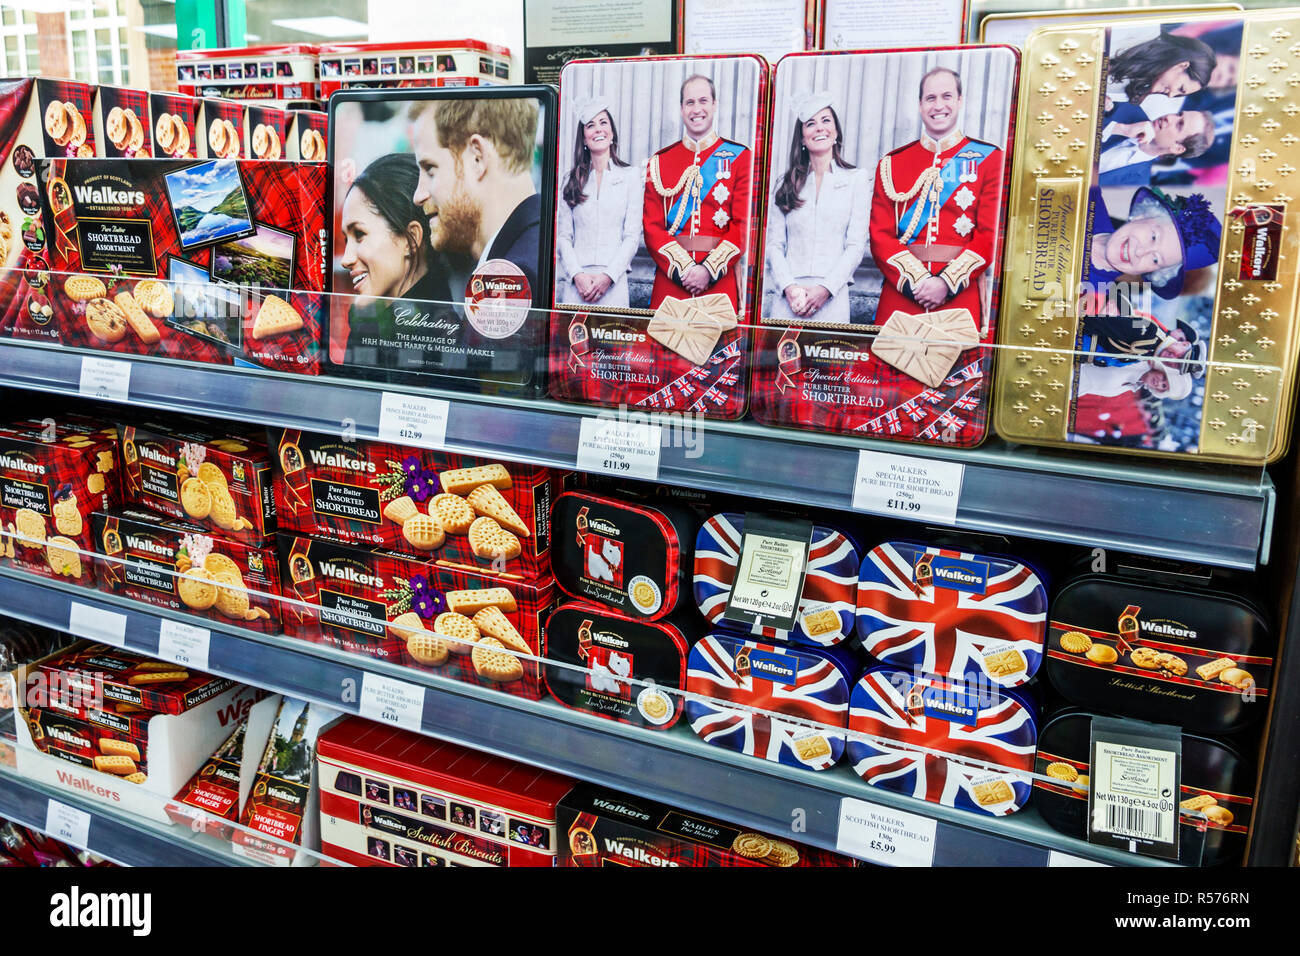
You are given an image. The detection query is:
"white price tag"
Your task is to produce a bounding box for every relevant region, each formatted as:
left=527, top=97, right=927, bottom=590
left=359, top=673, right=425, bottom=731
left=45, top=800, right=91, bottom=850
left=837, top=796, right=937, bottom=867
left=377, top=392, right=450, bottom=449
left=576, top=417, right=661, bottom=480
left=157, top=619, right=211, bottom=670
left=1048, top=851, right=1110, bottom=867
left=852, top=450, right=964, bottom=525
left=78, top=356, right=131, bottom=402
left=69, top=602, right=127, bottom=648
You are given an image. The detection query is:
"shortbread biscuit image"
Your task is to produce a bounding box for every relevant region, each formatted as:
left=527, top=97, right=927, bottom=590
left=46, top=536, right=82, bottom=578
left=984, top=648, right=1026, bottom=678
left=124, top=772, right=147, bottom=785
left=1129, top=647, right=1162, bottom=670
left=45, top=100, right=68, bottom=140
left=431, top=494, right=475, bottom=534
left=155, top=113, right=176, bottom=151
left=251, top=295, right=304, bottom=340
left=133, top=279, right=174, bottom=319
left=93, top=755, right=137, bottom=776
left=13, top=508, right=45, bottom=548
left=763, top=840, right=800, bottom=867
left=466, top=484, right=529, bottom=537
left=210, top=440, right=248, bottom=453
left=383, top=496, right=419, bottom=524
left=85, top=297, right=129, bottom=343
left=211, top=569, right=250, bottom=619
left=64, top=275, right=107, bottom=302
left=471, top=638, right=524, bottom=683
left=53, top=498, right=82, bottom=537
left=468, top=516, right=521, bottom=561
left=177, top=568, right=218, bottom=610
left=203, top=552, right=240, bottom=578
left=1197, top=657, right=1236, bottom=681
left=1058, top=631, right=1092, bottom=654
left=175, top=120, right=191, bottom=158
left=99, top=739, right=141, bottom=761
left=135, top=661, right=183, bottom=672
left=67, top=105, right=87, bottom=148
left=106, top=106, right=128, bottom=147
left=433, top=611, right=479, bottom=654
left=388, top=611, right=425, bottom=640
left=641, top=694, right=669, bottom=720
left=252, top=123, right=270, bottom=157
left=1203, top=805, right=1234, bottom=827
left=96, top=451, right=115, bottom=474
left=180, top=477, right=212, bottom=519
left=472, top=606, right=528, bottom=654
left=1085, top=644, right=1118, bottom=665
left=439, top=464, right=512, bottom=497
left=446, top=587, right=517, bottom=616
left=1155, top=653, right=1187, bottom=677
left=1072, top=774, right=1090, bottom=795
left=802, top=609, right=839, bottom=636
left=407, top=632, right=449, bottom=667
left=631, top=580, right=657, bottom=611
left=972, top=779, right=1015, bottom=806
left=126, top=109, right=144, bottom=153
left=1180, top=793, right=1217, bottom=812
left=127, top=669, right=189, bottom=686
left=730, top=833, right=772, bottom=859
left=1045, top=762, right=1079, bottom=783
left=113, top=291, right=161, bottom=345
left=222, top=120, right=241, bottom=158
left=208, top=118, right=227, bottom=154
left=1219, top=667, right=1254, bottom=690
left=208, top=485, right=238, bottom=530
left=402, top=513, right=445, bottom=551
left=793, top=735, right=832, bottom=762
left=197, top=462, right=227, bottom=489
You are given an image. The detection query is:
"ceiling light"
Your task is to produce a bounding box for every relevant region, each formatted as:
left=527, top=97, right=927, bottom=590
left=269, top=16, right=368, bottom=38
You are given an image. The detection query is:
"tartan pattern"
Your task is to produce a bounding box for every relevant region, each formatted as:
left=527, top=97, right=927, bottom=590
left=149, top=94, right=199, bottom=159
left=277, top=534, right=552, bottom=701
left=246, top=105, right=289, bottom=152
left=38, top=641, right=235, bottom=715
left=0, top=80, right=35, bottom=334
left=97, top=87, right=153, bottom=158
left=22, top=707, right=150, bottom=774
left=201, top=99, right=248, bottom=158
left=36, top=79, right=98, bottom=157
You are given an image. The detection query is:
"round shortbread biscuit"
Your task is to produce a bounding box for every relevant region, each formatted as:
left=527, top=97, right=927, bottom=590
left=1219, top=667, right=1254, bottom=689
left=468, top=516, right=521, bottom=561
left=1058, top=631, right=1092, bottom=654
left=1085, top=643, right=1118, bottom=665
left=180, top=477, right=213, bottom=520
left=402, top=513, right=445, bottom=551
left=67, top=106, right=86, bottom=148
left=208, top=118, right=227, bottom=154
left=1045, top=761, right=1079, bottom=782
left=764, top=840, right=800, bottom=867
left=208, top=485, right=238, bottom=530
left=46, top=536, right=81, bottom=578
left=267, top=128, right=282, bottom=160
left=223, top=120, right=240, bottom=157
left=1203, top=805, right=1234, bottom=827
left=431, top=494, right=475, bottom=534
left=731, top=833, right=772, bottom=859
left=641, top=694, right=669, bottom=720
left=85, top=297, right=129, bottom=343
left=155, top=113, right=176, bottom=151
left=134, top=279, right=175, bottom=318
left=203, top=552, right=240, bottom=578
left=175, top=119, right=191, bottom=158
left=14, top=508, right=46, bottom=548
left=471, top=638, right=523, bottom=682
left=45, top=100, right=68, bottom=139
left=252, top=123, right=269, bottom=157
left=177, top=568, right=218, bottom=610
left=433, top=611, right=479, bottom=654
left=408, top=632, right=449, bottom=667
left=75, top=143, right=93, bottom=158
left=106, top=106, right=128, bottom=147
left=64, top=275, right=106, bottom=302
left=211, top=568, right=250, bottom=619
left=126, top=109, right=144, bottom=153
left=1156, top=652, right=1188, bottom=677
left=197, top=462, right=228, bottom=489
left=1072, top=774, right=1090, bottom=796
left=1129, top=647, right=1162, bottom=670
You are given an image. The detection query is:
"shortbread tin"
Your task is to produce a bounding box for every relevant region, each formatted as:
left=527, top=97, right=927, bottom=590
left=685, top=632, right=854, bottom=771
left=856, top=540, right=1048, bottom=686
left=847, top=665, right=1038, bottom=815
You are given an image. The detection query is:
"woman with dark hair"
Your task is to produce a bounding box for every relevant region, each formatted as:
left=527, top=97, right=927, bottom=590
left=765, top=92, right=869, bottom=322
left=556, top=98, right=641, bottom=307
left=1106, top=31, right=1216, bottom=109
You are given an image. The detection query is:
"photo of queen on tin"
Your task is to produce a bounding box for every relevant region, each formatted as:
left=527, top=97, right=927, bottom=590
left=1070, top=20, right=1236, bottom=452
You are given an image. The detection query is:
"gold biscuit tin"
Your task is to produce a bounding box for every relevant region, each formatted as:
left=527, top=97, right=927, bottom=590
left=995, top=11, right=1300, bottom=461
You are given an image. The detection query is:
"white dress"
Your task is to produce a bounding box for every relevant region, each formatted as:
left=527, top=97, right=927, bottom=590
left=764, top=163, right=870, bottom=324
left=556, top=162, right=641, bottom=308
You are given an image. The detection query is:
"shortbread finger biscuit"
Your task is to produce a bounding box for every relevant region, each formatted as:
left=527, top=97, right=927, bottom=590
left=14, top=508, right=46, bottom=548
left=46, top=536, right=82, bottom=578
left=1180, top=793, right=1218, bottom=812
left=124, top=772, right=147, bottom=785
left=984, top=648, right=1026, bottom=678
left=472, top=606, right=529, bottom=653
left=64, top=275, right=107, bottom=302
left=208, top=485, right=238, bottom=530
left=763, top=840, right=800, bottom=867
left=433, top=611, right=479, bottom=654
left=180, top=477, right=212, bottom=519
left=407, top=632, right=449, bottom=667
left=471, top=637, right=523, bottom=682
left=1045, top=761, right=1079, bottom=782
left=1197, top=657, right=1236, bottom=681
left=383, top=496, right=418, bottom=524
left=972, top=779, right=1015, bottom=806
left=197, top=462, right=227, bottom=489
left=113, top=291, right=161, bottom=345
left=402, top=513, right=445, bottom=551
left=135, top=661, right=184, bottom=672
left=431, top=494, right=475, bottom=534
left=93, top=755, right=137, bottom=776
left=445, top=587, right=517, bottom=615
left=439, top=464, right=512, bottom=496
left=133, top=279, right=174, bottom=318
left=99, top=738, right=141, bottom=761
left=85, top=298, right=129, bottom=343
left=127, top=669, right=189, bottom=685
left=177, top=568, right=218, bottom=610
left=251, top=294, right=304, bottom=340
left=466, top=484, right=529, bottom=537
left=468, top=516, right=521, bottom=561
left=730, top=833, right=772, bottom=859
left=1059, top=631, right=1092, bottom=654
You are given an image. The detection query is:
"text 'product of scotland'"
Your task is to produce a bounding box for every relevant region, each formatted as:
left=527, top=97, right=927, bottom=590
left=694, top=513, right=859, bottom=647
left=847, top=666, right=1038, bottom=816
left=685, top=633, right=853, bottom=771
left=856, top=541, right=1047, bottom=686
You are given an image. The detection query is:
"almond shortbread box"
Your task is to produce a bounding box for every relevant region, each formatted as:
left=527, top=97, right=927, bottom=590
left=0, top=413, right=121, bottom=587
left=270, top=429, right=567, bottom=580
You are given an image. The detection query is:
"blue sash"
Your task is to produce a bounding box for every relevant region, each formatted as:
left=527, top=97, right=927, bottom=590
left=666, top=141, right=740, bottom=236
left=898, top=140, right=996, bottom=243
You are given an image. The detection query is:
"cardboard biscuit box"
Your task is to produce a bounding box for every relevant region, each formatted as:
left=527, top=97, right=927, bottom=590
left=245, top=104, right=290, bottom=161
left=277, top=533, right=555, bottom=700
left=34, top=641, right=237, bottom=716
left=93, top=505, right=283, bottom=633
left=0, top=414, right=121, bottom=586
left=286, top=109, right=326, bottom=161
left=148, top=92, right=201, bottom=160
left=21, top=705, right=150, bottom=778
left=93, top=85, right=153, bottom=158
left=271, top=429, right=566, bottom=580
left=197, top=97, right=248, bottom=159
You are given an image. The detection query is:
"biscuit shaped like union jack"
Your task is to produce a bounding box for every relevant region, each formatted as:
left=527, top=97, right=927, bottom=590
left=685, top=633, right=851, bottom=771
left=856, top=542, right=1047, bottom=686
left=847, top=667, right=1037, bottom=816
left=693, top=513, right=859, bottom=647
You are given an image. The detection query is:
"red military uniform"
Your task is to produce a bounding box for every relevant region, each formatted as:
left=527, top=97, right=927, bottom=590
left=869, top=129, right=1004, bottom=332
left=643, top=130, right=752, bottom=311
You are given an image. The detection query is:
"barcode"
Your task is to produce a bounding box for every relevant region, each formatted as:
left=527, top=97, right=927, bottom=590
left=1106, top=804, right=1165, bottom=841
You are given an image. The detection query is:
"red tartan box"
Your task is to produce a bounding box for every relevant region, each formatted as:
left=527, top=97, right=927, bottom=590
left=92, top=506, right=282, bottom=634
left=0, top=414, right=121, bottom=587
left=286, top=109, right=326, bottom=161
left=20, top=705, right=149, bottom=778
left=270, top=429, right=566, bottom=580
left=28, top=156, right=326, bottom=374
left=198, top=98, right=248, bottom=159
left=119, top=419, right=276, bottom=545
left=93, top=86, right=153, bottom=158
left=277, top=533, right=555, bottom=701
left=558, top=783, right=854, bottom=867
left=35, top=642, right=236, bottom=716
left=148, top=93, right=200, bottom=160
left=245, top=104, right=290, bottom=160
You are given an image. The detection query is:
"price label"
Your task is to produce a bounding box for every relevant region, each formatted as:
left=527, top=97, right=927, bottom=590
left=359, top=673, right=425, bottom=731
left=837, top=796, right=937, bottom=867
left=69, top=602, right=127, bottom=648
left=852, top=450, right=964, bottom=526
left=576, top=417, right=661, bottom=480
left=78, top=356, right=131, bottom=402
left=1048, top=851, right=1110, bottom=867
left=45, top=800, right=91, bottom=851
left=157, top=619, right=211, bottom=670
left=377, top=392, right=450, bottom=449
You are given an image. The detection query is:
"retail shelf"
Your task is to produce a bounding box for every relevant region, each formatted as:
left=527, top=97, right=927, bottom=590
left=0, top=568, right=1177, bottom=868
left=0, top=341, right=1276, bottom=569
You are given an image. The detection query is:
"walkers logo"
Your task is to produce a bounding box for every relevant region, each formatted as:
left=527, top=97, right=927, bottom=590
left=1233, top=204, right=1284, bottom=282
left=929, top=556, right=989, bottom=595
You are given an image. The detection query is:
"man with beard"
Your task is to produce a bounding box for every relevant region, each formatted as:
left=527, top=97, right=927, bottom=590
left=410, top=97, right=542, bottom=301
